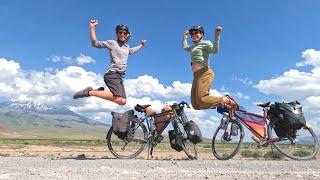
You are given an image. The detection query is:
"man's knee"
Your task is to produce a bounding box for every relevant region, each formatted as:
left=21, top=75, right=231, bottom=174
left=114, top=97, right=126, bottom=106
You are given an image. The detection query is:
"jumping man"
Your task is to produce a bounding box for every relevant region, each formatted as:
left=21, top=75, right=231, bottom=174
left=73, top=19, right=147, bottom=106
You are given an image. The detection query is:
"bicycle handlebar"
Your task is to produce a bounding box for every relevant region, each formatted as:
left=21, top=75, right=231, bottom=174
left=171, top=101, right=190, bottom=109
left=179, top=101, right=190, bottom=108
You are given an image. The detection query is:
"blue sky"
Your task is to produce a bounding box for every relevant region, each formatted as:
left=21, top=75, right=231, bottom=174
left=1, top=0, right=320, bottom=136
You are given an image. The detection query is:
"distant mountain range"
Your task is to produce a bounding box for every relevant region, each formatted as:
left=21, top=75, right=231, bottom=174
left=0, top=101, right=109, bottom=139
left=0, top=101, right=83, bottom=117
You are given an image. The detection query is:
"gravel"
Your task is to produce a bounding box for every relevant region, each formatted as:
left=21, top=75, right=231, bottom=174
left=0, top=157, right=319, bottom=180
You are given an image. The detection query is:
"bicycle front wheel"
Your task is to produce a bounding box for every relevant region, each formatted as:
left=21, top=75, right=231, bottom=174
left=106, top=118, right=148, bottom=159
left=212, top=120, right=244, bottom=160
left=272, top=126, right=319, bottom=160
left=172, top=120, right=198, bottom=160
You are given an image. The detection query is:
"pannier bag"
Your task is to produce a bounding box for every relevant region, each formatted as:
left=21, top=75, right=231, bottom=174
left=111, top=110, right=135, bottom=139
left=168, top=130, right=183, bottom=152
left=185, top=120, right=203, bottom=144
left=268, top=101, right=306, bottom=138
left=154, top=105, right=172, bottom=133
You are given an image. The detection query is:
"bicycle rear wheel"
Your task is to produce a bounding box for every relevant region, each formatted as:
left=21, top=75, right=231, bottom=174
left=172, top=120, right=198, bottom=160
left=212, top=120, right=244, bottom=160
left=106, top=118, right=148, bottom=159
left=272, top=126, right=319, bottom=160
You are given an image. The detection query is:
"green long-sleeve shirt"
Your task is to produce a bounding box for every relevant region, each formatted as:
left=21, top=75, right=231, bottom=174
left=183, top=35, right=220, bottom=67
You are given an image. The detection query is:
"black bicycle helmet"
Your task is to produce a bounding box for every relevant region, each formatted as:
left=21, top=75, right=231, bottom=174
left=115, top=24, right=130, bottom=34
left=189, top=25, right=204, bottom=35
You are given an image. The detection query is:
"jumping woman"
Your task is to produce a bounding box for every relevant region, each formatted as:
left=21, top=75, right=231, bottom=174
left=73, top=19, right=147, bottom=106
left=183, top=25, right=238, bottom=110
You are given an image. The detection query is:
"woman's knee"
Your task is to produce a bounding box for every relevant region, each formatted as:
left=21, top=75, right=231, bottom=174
left=191, top=102, right=201, bottom=110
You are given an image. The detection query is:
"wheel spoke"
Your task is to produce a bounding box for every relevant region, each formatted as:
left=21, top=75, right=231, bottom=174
left=212, top=121, right=243, bottom=160
left=106, top=119, right=148, bottom=159
left=272, top=127, right=319, bottom=160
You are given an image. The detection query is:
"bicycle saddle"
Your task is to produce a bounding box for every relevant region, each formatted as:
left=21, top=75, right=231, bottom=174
left=134, top=104, right=151, bottom=113
left=136, top=104, right=151, bottom=109
left=257, top=102, right=271, bottom=108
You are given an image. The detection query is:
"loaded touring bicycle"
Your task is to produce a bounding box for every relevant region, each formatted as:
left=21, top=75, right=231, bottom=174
left=106, top=101, right=203, bottom=160
left=212, top=101, right=319, bottom=160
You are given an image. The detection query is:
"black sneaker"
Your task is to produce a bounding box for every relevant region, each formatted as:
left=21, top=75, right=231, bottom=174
left=73, top=87, right=93, bottom=99
left=97, top=87, right=105, bottom=91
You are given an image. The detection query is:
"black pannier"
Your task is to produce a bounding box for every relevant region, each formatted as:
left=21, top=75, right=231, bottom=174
left=168, top=130, right=183, bottom=152
left=185, top=121, right=203, bottom=144
left=111, top=110, right=135, bottom=139
left=268, top=101, right=306, bottom=138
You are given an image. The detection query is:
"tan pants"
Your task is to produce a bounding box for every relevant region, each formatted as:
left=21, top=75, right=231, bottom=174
left=191, top=67, right=223, bottom=110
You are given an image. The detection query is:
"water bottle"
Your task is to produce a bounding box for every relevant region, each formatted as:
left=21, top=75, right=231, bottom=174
left=231, top=123, right=239, bottom=136
left=220, top=113, right=229, bottom=127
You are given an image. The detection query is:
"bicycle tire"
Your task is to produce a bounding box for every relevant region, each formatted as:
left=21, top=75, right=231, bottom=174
left=106, top=118, right=148, bottom=159
left=272, top=126, right=319, bottom=160
left=172, top=120, right=198, bottom=160
left=212, top=120, right=244, bottom=160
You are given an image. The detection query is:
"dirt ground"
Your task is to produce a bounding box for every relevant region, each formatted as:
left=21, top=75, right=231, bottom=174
left=0, top=157, right=319, bottom=180
left=0, top=143, right=319, bottom=179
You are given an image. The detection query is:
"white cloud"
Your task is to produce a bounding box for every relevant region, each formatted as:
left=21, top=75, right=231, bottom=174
left=76, top=54, right=96, bottom=65
left=48, top=55, right=72, bottom=64
left=303, top=96, right=320, bottom=114
left=296, top=49, right=320, bottom=68
left=0, top=58, right=192, bottom=123
left=0, top=57, right=230, bottom=136
left=125, top=75, right=193, bottom=99
left=48, top=54, right=95, bottom=65
left=255, top=49, right=320, bottom=115
left=234, top=92, right=250, bottom=100
left=0, top=58, right=20, bottom=83
left=232, top=77, right=254, bottom=86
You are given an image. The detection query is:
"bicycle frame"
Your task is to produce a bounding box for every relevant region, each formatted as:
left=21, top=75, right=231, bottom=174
left=225, top=108, right=280, bottom=145
left=139, top=107, right=184, bottom=140
left=136, top=104, right=190, bottom=158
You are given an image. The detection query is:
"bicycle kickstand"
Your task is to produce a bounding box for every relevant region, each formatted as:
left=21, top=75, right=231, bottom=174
left=147, top=142, right=151, bottom=160
left=150, top=147, right=154, bottom=159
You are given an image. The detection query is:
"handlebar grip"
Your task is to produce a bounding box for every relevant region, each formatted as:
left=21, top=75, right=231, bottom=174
left=179, top=101, right=190, bottom=108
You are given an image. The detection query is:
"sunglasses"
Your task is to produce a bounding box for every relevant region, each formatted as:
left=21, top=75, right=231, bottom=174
left=117, top=31, right=128, bottom=35
left=190, top=31, right=201, bottom=36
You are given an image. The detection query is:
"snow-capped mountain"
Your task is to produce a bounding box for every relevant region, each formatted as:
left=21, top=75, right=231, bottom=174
left=0, top=100, right=109, bottom=138
left=0, top=101, right=79, bottom=116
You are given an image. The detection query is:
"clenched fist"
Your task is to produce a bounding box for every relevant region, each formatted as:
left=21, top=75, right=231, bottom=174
left=90, top=19, right=98, bottom=28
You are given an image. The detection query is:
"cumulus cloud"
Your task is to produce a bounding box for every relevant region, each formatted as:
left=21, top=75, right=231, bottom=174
left=125, top=75, right=193, bottom=99
left=76, top=54, right=96, bottom=65
left=0, top=57, right=233, bottom=136
left=48, top=54, right=95, bottom=65
left=234, top=92, right=250, bottom=100
left=255, top=49, right=320, bottom=114
left=296, top=49, right=320, bottom=68
left=232, top=77, right=254, bottom=86
left=0, top=58, right=20, bottom=83
left=48, top=55, right=72, bottom=64
left=0, top=58, right=193, bottom=123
